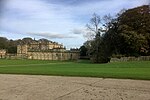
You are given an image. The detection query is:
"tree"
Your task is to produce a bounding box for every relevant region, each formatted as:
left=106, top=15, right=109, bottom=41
left=118, top=25, right=147, bottom=56
left=118, top=5, right=150, bottom=55
left=86, top=13, right=101, bottom=39
left=7, top=40, right=17, bottom=53
left=85, top=13, right=110, bottom=63
left=79, top=45, right=88, bottom=57
left=89, top=30, right=110, bottom=63
left=0, top=37, right=8, bottom=49
left=103, top=5, right=150, bottom=57
left=22, top=37, right=33, bottom=44
left=103, top=15, right=122, bottom=56
left=86, top=13, right=102, bottom=63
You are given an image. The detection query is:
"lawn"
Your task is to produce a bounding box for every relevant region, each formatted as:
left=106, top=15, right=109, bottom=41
left=0, top=59, right=150, bottom=80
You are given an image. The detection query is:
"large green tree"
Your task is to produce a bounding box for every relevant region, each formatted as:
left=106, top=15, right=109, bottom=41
left=118, top=5, right=150, bottom=55
left=103, top=5, right=150, bottom=57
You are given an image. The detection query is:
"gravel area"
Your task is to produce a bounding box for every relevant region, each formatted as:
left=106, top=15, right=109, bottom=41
left=0, top=74, right=150, bottom=100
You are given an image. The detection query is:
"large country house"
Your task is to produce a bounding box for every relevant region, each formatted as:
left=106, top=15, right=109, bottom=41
left=17, top=39, right=79, bottom=60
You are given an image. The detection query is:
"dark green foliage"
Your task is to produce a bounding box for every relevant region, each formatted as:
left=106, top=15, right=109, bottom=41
left=116, top=5, right=150, bottom=56
left=22, top=37, right=33, bottom=44
left=0, top=37, right=8, bottom=49
left=79, top=45, right=88, bottom=56
left=90, top=31, right=109, bottom=63
left=7, top=40, right=17, bottom=53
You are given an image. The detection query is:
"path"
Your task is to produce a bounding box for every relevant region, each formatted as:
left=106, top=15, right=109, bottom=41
left=0, top=74, right=150, bottom=100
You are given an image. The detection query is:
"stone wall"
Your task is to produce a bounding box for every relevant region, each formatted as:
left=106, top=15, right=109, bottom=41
left=110, top=56, right=150, bottom=62
left=27, top=51, right=79, bottom=60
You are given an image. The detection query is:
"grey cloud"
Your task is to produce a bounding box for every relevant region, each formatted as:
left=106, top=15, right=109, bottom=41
left=43, top=0, right=103, bottom=6
left=0, top=0, right=6, bottom=14
left=27, top=32, right=76, bottom=39
left=72, top=29, right=83, bottom=34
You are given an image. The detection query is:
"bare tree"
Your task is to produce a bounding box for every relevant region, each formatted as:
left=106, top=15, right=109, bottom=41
left=85, top=13, right=101, bottom=40
left=102, top=14, right=113, bottom=32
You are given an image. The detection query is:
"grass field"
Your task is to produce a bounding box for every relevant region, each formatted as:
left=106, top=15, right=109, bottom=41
left=0, top=59, right=150, bottom=80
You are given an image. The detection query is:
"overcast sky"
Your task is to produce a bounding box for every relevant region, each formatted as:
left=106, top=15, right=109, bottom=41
left=0, top=0, right=149, bottom=49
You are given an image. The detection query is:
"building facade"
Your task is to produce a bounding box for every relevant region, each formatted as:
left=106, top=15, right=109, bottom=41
left=17, top=41, right=79, bottom=60
left=0, top=49, right=6, bottom=58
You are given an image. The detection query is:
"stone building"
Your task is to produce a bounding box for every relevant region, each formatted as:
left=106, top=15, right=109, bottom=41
left=0, top=49, right=6, bottom=58
left=17, top=41, right=79, bottom=60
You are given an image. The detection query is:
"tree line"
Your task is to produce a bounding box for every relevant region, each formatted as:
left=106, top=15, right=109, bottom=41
left=80, top=5, right=150, bottom=63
